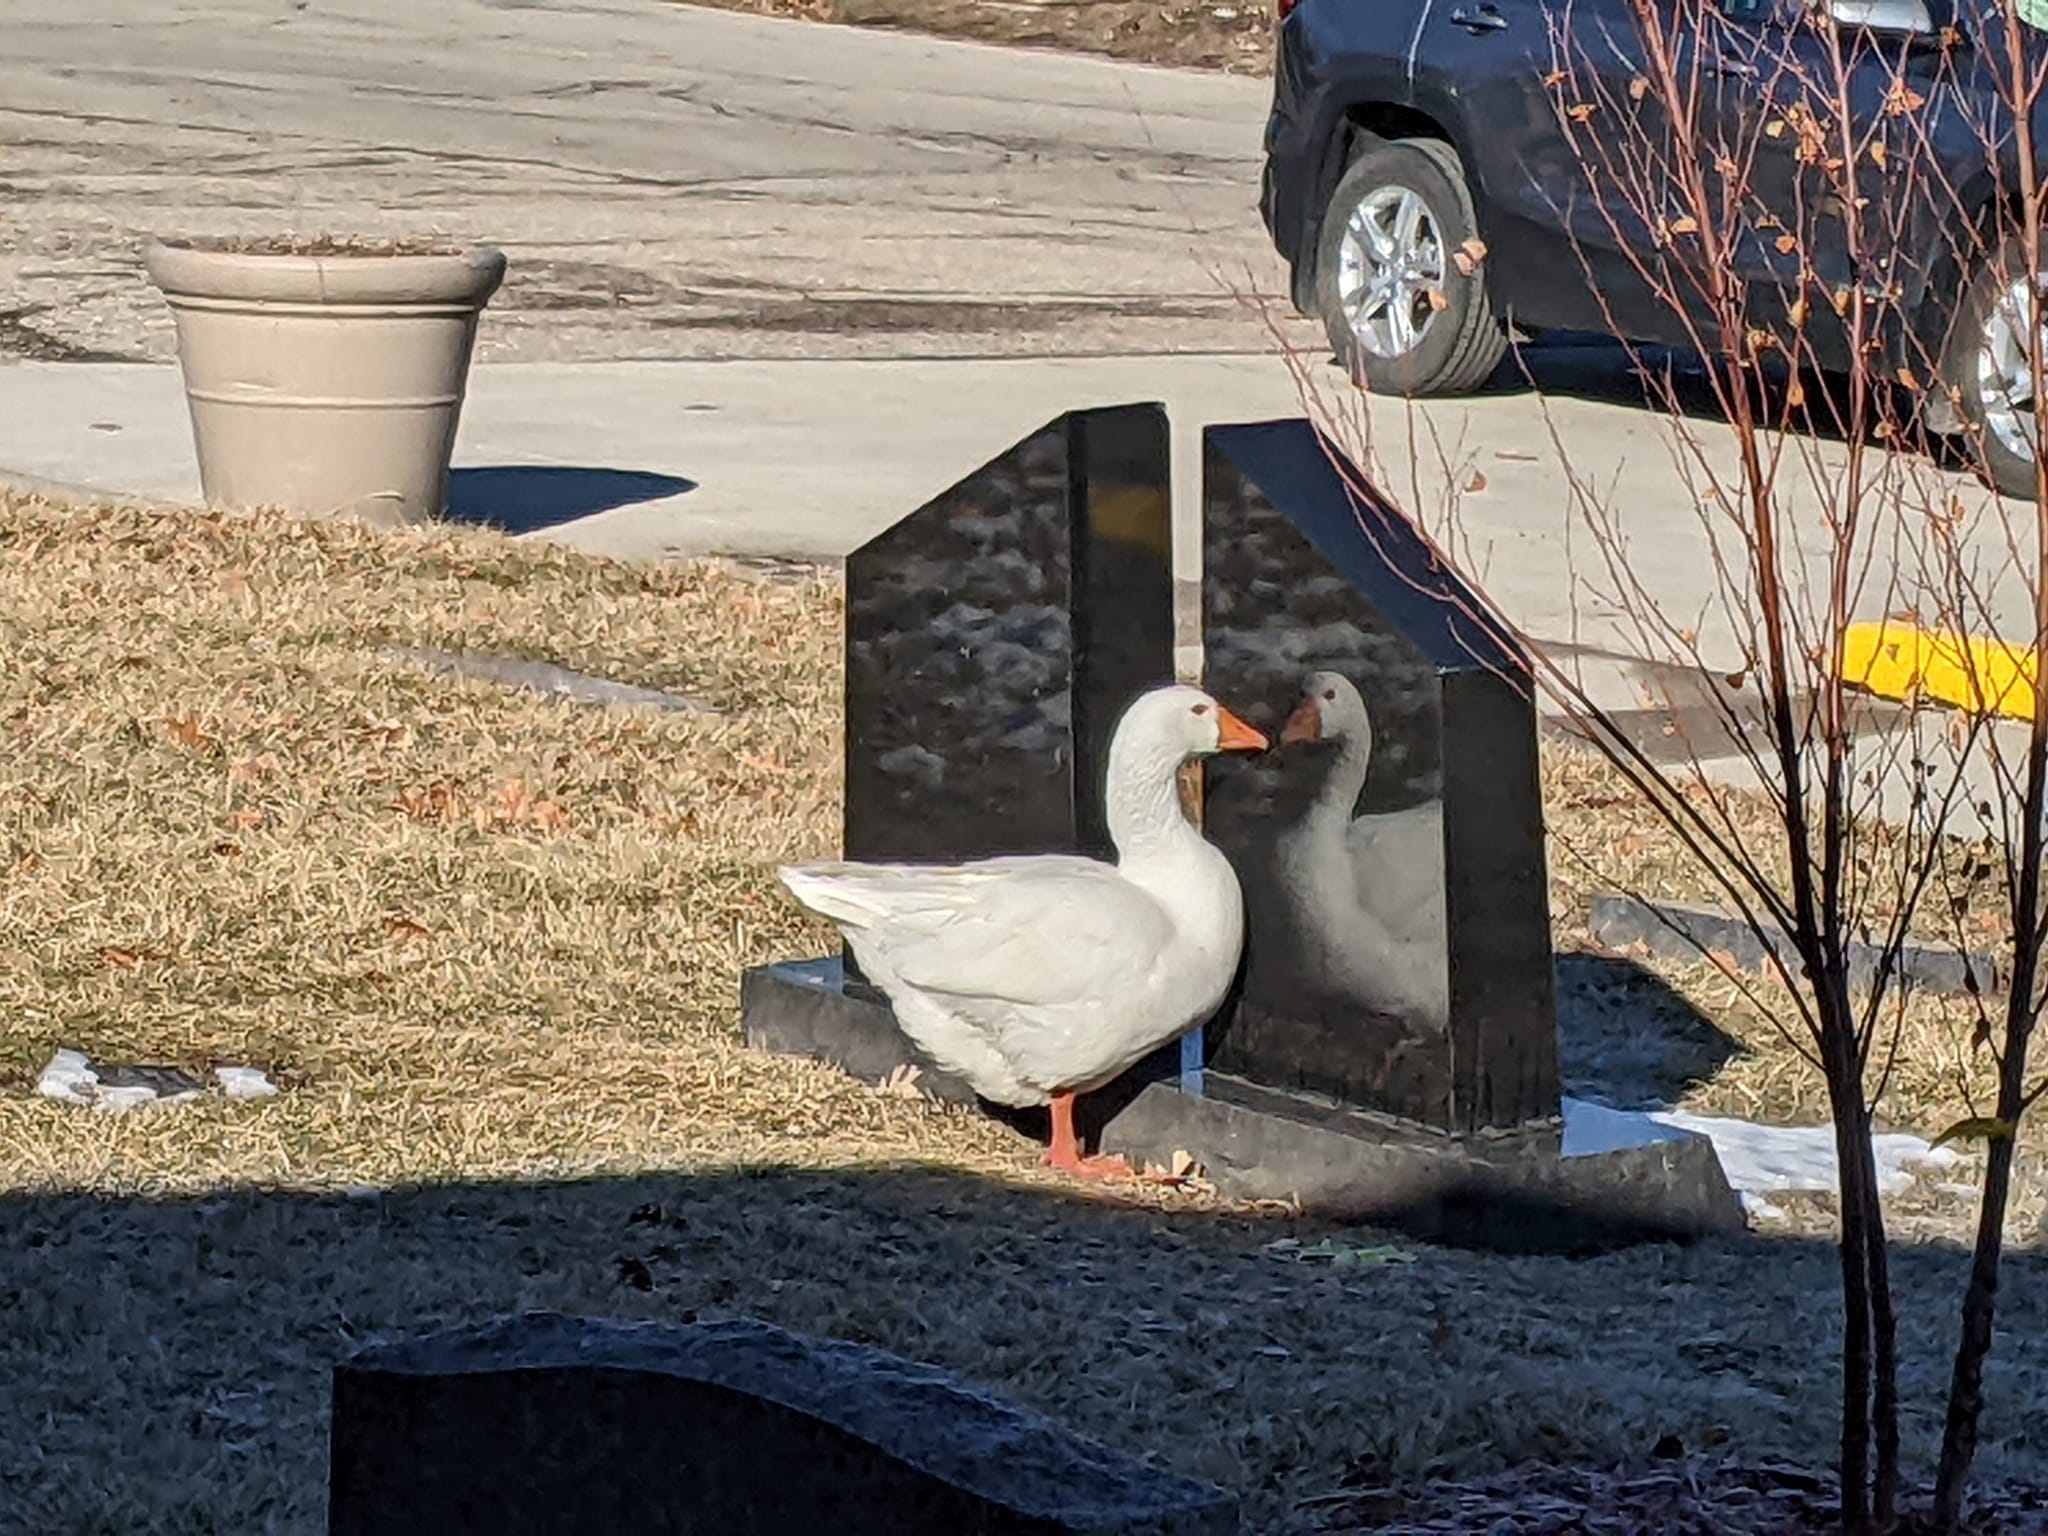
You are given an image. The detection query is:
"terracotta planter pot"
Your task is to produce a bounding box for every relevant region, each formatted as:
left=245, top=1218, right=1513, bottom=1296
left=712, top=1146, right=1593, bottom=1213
left=144, top=240, right=507, bottom=526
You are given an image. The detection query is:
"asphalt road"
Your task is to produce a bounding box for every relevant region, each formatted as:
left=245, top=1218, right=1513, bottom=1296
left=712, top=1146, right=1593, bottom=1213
left=0, top=0, right=1299, bottom=364
left=3, top=0, right=2037, bottom=779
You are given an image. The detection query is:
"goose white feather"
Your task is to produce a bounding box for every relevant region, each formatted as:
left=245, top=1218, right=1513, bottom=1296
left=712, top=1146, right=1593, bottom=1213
left=779, top=685, right=1263, bottom=1111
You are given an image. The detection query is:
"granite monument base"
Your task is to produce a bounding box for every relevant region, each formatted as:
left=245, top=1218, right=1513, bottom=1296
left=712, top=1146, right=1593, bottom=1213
left=742, top=959, right=1746, bottom=1253
left=329, top=1313, right=1238, bottom=1536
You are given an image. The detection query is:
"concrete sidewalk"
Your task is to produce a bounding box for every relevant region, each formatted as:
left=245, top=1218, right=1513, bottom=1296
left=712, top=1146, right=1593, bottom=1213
left=0, top=350, right=1780, bottom=707
left=1, top=356, right=1304, bottom=563
left=4, top=352, right=2027, bottom=632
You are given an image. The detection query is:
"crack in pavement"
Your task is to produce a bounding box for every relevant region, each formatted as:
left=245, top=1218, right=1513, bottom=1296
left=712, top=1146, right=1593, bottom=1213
left=0, top=306, right=141, bottom=363
left=0, top=3, right=1284, bottom=362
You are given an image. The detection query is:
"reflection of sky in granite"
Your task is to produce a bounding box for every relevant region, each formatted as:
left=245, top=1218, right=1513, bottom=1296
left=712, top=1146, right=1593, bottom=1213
left=1202, top=453, right=1456, bottom=1118
left=844, top=411, right=1172, bottom=865
left=847, top=427, right=1080, bottom=860
left=1204, top=499, right=1440, bottom=815
left=926, top=601, right=1072, bottom=749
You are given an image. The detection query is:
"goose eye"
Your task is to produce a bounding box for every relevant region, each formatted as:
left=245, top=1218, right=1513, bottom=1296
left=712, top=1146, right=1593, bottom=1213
left=1322, top=689, right=1337, bottom=702
left=1191, top=703, right=1211, bottom=716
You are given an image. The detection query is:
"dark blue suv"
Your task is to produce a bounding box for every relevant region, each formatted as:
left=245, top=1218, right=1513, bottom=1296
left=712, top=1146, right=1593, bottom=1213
left=1260, top=0, right=2048, bottom=496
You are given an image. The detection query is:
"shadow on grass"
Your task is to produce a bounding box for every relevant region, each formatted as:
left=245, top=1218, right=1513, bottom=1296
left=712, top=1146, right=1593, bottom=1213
left=6, top=1160, right=2045, bottom=1533
left=1555, top=950, right=1745, bottom=1110
left=445, top=466, right=695, bottom=534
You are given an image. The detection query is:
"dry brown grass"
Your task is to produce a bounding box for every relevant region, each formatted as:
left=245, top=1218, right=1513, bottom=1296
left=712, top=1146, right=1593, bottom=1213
left=1541, top=745, right=2019, bottom=1166
left=0, top=490, right=1022, bottom=1192
left=2, top=488, right=2045, bottom=1532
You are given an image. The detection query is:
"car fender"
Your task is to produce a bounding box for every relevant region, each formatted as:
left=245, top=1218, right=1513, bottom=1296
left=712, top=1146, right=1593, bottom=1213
left=1287, top=48, right=1481, bottom=296
left=1902, top=163, right=2003, bottom=376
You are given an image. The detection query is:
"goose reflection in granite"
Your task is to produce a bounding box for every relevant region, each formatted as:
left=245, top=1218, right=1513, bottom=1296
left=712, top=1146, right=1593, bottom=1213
left=1197, top=418, right=1559, bottom=1131
left=1200, top=648, right=1455, bottom=1119
left=1271, top=670, right=1448, bottom=1030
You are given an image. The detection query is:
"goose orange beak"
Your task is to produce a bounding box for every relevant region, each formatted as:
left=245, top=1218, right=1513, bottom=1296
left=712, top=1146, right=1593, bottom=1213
left=1215, top=705, right=1268, bottom=752
left=1279, top=696, right=1321, bottom=745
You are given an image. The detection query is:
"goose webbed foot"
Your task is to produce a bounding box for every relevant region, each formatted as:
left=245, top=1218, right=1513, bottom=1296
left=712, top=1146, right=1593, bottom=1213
left=1044, top=1090, right=1136, bottom=1181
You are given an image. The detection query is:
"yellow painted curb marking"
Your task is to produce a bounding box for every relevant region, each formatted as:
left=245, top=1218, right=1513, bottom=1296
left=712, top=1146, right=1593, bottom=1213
left=1842, top=620, right=2038, bottom=722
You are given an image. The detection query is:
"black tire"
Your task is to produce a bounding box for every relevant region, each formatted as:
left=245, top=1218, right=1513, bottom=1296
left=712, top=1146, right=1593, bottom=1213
left=1313, top=135, right=1507, bottom=396
left=1942, top=233, right=2042, bottom=501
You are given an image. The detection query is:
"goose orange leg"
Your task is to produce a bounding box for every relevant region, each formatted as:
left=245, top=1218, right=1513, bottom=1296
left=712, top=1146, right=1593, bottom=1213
left=1045, top=1091, right=1133, bottom=1181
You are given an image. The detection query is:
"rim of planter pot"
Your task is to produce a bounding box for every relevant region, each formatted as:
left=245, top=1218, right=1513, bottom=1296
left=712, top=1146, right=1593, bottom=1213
left=143, top=238, right=507, bottom=308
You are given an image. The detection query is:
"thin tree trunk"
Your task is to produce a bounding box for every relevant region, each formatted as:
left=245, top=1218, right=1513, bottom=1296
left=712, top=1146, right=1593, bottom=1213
left=1934, top=1129, right=2019, bottom=1529
left=1936, top=201, right=2048, bottom=1506
left=1934, top=735, right=2046, bottom=1528
left=1827, top=1018, right=1877, bottom=1531
left=1930, top=621, right=2047, bottom=1530
left=1935, top=904, right=2039, bottom=1527
left=1862, top=1133, right=1900, bottom=1526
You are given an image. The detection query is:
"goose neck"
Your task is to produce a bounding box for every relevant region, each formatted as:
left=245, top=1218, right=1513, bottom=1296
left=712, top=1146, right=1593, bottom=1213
left=1306, top=731, right=1373, bottom=828
left=1105, top=740, right=1197, bottom=861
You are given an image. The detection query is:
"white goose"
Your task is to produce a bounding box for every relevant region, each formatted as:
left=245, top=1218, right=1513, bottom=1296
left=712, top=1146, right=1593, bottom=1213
left=1274, top=670, right=1449, bottom=1026
left=780, top=684, right=1266, bottom=1178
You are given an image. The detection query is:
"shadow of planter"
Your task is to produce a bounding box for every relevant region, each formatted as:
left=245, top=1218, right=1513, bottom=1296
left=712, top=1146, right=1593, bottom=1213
left=445, top=465, right=695, bottom=533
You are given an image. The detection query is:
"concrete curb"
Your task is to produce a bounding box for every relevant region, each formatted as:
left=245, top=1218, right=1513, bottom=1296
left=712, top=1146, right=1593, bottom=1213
left=0, top=466, right=185, bottom=514
left=1844, top=619, right=2037, bottom=723
left=1589, top=892, right=2000, bottom=997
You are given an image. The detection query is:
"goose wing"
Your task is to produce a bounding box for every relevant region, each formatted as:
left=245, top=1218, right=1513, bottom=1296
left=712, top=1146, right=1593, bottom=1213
left=1346, top=804, right=1447, bottom=931
left=781, top=856, right=1176, bottom=1010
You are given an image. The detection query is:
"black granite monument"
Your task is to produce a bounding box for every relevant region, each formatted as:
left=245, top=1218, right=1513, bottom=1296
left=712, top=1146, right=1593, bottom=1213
left=742, top=405, right=1742, bottom=1249
left=1196, top=419, right=1559, bottom=1134
left=844, top=401, right=1174, bottom=867
left=744, top=402, right=1181, bottom=1089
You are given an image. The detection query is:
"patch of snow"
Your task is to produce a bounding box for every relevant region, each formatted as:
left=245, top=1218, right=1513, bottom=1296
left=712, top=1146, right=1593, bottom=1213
left=1557, top=1096, right=1696, bottom=1156
left=95, top=1084, right=185, bottom=1112
left=214, top=1066, right=279, bottom=1101
left=1563, top=1095, right=1965, bottom=1214
left=35, top=1050, right=276, bottom=1112
left=35, top=1049, right=99, bottom=1105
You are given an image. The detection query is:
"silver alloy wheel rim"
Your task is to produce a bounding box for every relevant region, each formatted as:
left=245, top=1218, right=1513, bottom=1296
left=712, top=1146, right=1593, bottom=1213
left=1977, top=273, right=2048, bottom=465
left=1336, top=184, right=1448, bottom=360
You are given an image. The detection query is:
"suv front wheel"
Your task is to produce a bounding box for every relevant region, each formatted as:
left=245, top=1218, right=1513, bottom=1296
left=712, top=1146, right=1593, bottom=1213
left=1945, top=234, right=2048, bottom=501
left=1314, top=135, right=1507, bottom=396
